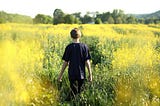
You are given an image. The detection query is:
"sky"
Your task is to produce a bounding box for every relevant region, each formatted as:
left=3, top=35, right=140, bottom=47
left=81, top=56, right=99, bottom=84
left=0, top=0, right=160, bottom=18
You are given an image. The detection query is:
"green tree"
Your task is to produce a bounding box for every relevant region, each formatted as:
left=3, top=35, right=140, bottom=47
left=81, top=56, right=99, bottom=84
left=72, top=12, right=82, bottom=24
left=95, top=18, right=102, bottom=24
left=74, top=17, right=81, bottom=24
left=96, top=12, right=111, bottom=23
left=138, top=18, right=145, bottom=24
left=115, top=17, right=123, bottom=24
left=82, top=14, right=94, bottom=24
left=72, top=12, right=81, bottom=19
left=33, top=14, right=52, bottom=24
left=145, top=18, right=155, bottom=24
left=53, top=9, right=65, bottom=24
left=0, top=11, right=7, bottom=23
left=107, top=16, right=114, bottom=24
left=112, top=9, right=119, bottom=22
left=126, top=16, right=137, bottom=24
left=64, top=14, right=75, bottom=24
left=154, top=18, right=160, bottom=24
left=112, top=9, right=125, bottom=24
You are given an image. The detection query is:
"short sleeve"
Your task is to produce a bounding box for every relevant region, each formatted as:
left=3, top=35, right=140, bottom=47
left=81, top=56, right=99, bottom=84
left=84, top=45, right=91, bottom=61
left=62, top=46, right=70, bottom=62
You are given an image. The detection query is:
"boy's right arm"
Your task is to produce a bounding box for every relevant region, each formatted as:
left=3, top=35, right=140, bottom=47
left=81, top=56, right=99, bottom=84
left=58, top=61, right=68, bottom=82
left=85, top=60, right=92, bottom=82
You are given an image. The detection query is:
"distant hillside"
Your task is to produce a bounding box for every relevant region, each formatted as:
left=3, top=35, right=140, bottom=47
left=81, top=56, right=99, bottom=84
left=0, top=11, right=33, bottom=24
left=134, top=10, right=160, bottom=19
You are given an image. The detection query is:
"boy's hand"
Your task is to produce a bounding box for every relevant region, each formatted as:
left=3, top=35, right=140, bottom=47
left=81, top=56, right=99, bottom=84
left=57, top=79, right=62, bottom=90
left=57, top=76, right=62, bottom=82
left=88, top=75, right=92, bottom=82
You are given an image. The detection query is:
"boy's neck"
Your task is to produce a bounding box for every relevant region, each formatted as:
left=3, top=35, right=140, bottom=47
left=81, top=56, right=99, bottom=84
left=72, top=38, right=80, bottom=43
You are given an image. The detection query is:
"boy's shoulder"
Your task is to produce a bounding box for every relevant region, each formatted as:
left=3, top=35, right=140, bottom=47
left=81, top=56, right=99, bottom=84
left=80, top=43, right=89, bottom=48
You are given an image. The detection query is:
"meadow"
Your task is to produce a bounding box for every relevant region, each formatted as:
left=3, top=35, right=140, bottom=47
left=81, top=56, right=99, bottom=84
left=0, top=23, right=160, bottom=106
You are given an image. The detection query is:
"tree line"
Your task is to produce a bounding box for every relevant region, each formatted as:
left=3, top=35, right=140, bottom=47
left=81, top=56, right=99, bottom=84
left=51, top=9, right=160, bottom=24
left=0, top=11, right=33, bottom=24
left=0, top=9, right=160, bottom=24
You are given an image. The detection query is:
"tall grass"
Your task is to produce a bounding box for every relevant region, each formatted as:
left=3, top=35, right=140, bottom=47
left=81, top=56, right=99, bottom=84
left=0, top=23, right=160, bottom=106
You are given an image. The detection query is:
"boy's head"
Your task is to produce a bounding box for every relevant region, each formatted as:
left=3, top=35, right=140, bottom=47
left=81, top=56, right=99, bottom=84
left=70, top=28, right=81, bottom=39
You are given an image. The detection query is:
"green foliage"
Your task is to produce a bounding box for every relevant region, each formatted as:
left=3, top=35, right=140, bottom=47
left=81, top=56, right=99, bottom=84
left=1, top=9, right=160, bottom=24
left=107, top=16, right=115, bottom=24
left=0, top=11, right=7, bottom=23
left=81, top=36, right=100, bottom=65
left=155, top=39, right=160, bottom=53
left=95, top=18, right=102, bottom=24
left=126, top=16, right=137, bottom=24
left=53, top=9, right=65, bottom=24
left=0, top=11, right=33, bottom=24
left=64, top=14, right=75, bottom=24
left=33, top=14, right=52, bottom=24
left=96, top=12, right=111, bottom=23
left=81, top=36, right=118, bottom=70
left=82, top=14, right=94, bottom=24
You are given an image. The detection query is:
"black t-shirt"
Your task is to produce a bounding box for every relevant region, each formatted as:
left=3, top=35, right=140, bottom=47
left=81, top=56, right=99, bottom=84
left=62, top=43, right=91, bottom=80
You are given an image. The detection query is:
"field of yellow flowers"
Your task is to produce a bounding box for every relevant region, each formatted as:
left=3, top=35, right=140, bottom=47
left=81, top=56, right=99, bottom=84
left=0, top=23, right=160, bottom=106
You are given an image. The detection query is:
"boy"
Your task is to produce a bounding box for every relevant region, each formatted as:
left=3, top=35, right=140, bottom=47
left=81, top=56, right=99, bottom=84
left=58, top=28, right=92, bottom=100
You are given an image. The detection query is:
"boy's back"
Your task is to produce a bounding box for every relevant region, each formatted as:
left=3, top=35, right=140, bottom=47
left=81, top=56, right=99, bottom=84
left=62, top=42, right=91, bottom=80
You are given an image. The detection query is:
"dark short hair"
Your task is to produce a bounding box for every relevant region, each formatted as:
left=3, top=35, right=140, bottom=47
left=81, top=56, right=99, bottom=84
left=70, top=28, right=81, bottom=39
